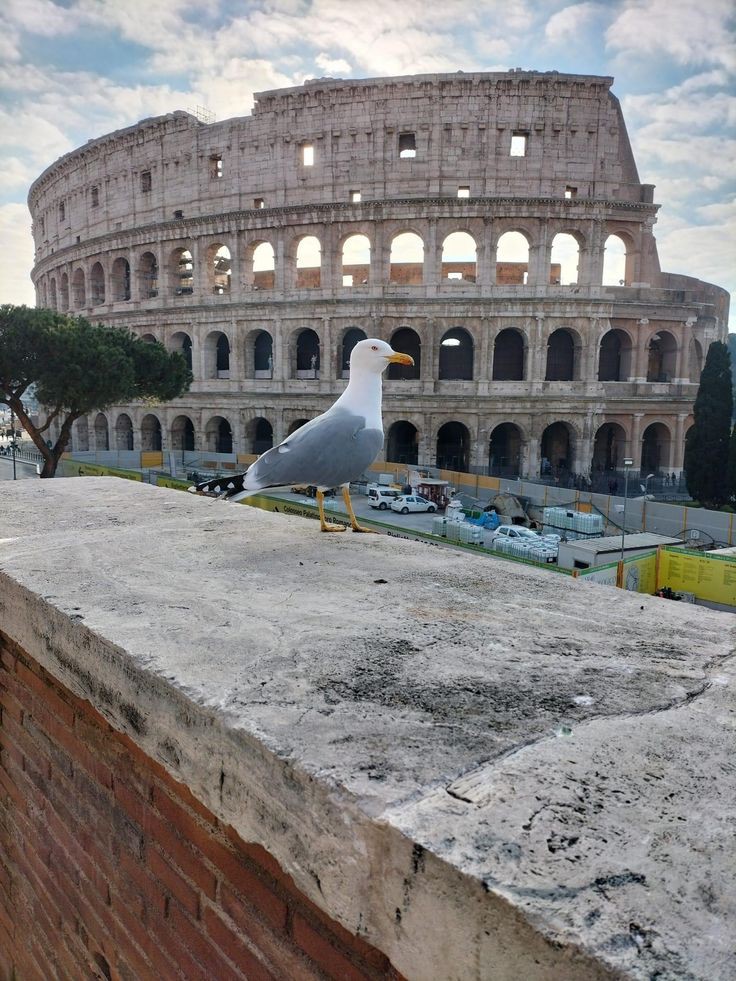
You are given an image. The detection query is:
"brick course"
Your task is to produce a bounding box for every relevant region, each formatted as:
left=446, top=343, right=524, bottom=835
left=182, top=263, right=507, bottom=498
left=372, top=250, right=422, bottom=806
left=0, top=631, right=403, bottom=980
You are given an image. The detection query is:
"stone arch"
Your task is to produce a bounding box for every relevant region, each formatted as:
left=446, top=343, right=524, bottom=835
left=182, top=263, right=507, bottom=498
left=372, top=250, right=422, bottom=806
left=246, top=417, right=274, bottom=455
left=111, top=257, right=131, bottom=301
left=341, top=234, right=371, bottom=286
left=489, top=422, right=523, bottom=477
left=171, top=415, right=195, bottom=452
left=287, top=418, right=310, bottom=435
left=171, top=247, right=194, bottom=296
left=540, top=421, right=576, bottom=475
left=247, top=241, right=275, bottom=290
left=205, top=415, right=233, bottom=454
left=387, top=327, right=421, bottom=380
left=74, top=416, right=89, bottom=452
left=496, top=231, right=530, bottom=284
left=602, top=233, right=629, bottom=286
left=295, top=235, right=322, bottom=288
left=72, top=268, right=86, bottom=308
left=439, top=327, right=474, bottom=380
left=646, top=330, right=678, bottom=382
left=436, top=421, right=470, bottom=472
left=60, top=273, right=69, bottom=311
left=492, top=328, right=526, bottom=381
left=93, top=412, right=109, bottom=451
left=294, top=328, right=320, bottom=376
left=248, top=329, right=273, bottom=378
left=641, top=422, right=671, bottom=474
left=204, top=330, right=230, bottom=378
left=386, top=421, right=419, bottom=465
left=206, top=243, right=231, bottom=295
left=340, top=328, right=368, bottom=377
left=140, top=332, right=157, bottom=344
left=49, top=277, right=57, bottom=310
left=545, top=328, right=578, bottom=381
left=90, top=262, right=105, bottom=305
left=549, top=233, right=580, bottom=285
left=592, top=422, right=627, bottom=472
left=389, top=232, right=424, bottom=285
left=140, top=413, right=163, bottom=451
left=139, top=251, right=159, bottom=298
left=115, top=413, right=134, bottom=451
left=688, top=338, right=703, bottom=383
left=441, top=232, right=477, bottom=282
left=169, top=331, right=193, bottom=372
left=598, top=329, right=633, bottom=381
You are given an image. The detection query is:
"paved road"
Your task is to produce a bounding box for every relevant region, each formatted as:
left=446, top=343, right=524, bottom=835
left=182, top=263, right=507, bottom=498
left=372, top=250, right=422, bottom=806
left=0, top=455, right=37, bottom=480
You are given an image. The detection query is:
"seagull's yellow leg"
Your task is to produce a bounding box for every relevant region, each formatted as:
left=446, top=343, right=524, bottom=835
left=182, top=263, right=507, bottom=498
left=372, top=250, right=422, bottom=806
left=317, top=489, right=346, bottom=532
left=342, top=486, right=377, bottom=534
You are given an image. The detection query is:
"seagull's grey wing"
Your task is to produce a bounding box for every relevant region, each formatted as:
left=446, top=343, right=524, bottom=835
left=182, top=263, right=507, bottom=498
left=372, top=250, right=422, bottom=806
left=243, top=411, right=383, bottom=491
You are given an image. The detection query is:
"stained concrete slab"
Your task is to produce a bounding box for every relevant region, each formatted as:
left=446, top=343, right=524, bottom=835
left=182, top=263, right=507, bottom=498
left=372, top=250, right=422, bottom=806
left=0, top=479, right=734, bottom=980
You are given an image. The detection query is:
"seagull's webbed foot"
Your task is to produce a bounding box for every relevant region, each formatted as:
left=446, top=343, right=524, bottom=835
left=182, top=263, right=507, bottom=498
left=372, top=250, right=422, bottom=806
left=342, top=487, right=377, bottom=534
left=317, top=490, right=347, bottom=532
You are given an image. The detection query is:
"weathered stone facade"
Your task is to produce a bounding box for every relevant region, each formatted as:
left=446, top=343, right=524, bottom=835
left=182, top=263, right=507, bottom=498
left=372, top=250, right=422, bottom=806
left=28, top=71, right=730, bottom=477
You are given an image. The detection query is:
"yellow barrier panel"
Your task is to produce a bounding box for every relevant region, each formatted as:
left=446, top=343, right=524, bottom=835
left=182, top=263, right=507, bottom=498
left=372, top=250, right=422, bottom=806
left=67, top=460, right=143, bottom=481
left=621, top=551, right=657, bottom=593
left=141, top=451, right=162, bottom=468
left=658, top=547, right=736, bottom=606
left=237, top=454, right=257, bottom=466
left=156, top=475, right=190, bottom=490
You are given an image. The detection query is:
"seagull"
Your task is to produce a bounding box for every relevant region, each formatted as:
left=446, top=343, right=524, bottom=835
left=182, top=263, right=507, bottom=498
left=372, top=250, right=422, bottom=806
left=192, top=338, right=414, bottom=532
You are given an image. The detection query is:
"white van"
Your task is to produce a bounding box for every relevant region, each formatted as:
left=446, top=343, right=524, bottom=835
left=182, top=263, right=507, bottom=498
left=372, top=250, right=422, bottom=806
left=367, top=486, right=401, bottom=510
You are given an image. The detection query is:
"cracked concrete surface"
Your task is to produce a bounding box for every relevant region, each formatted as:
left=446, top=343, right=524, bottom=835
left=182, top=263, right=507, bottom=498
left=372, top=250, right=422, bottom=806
left=0, top=479, right=734, bottom=980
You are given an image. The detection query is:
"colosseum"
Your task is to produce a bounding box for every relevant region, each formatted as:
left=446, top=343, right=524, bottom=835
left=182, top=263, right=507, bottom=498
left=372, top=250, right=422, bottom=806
left=28, top=70, right=730, bottom=484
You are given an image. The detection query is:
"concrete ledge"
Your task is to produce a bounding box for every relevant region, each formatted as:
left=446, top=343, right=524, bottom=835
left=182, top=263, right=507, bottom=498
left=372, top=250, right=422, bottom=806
left=1, top=479, right=734, bottom=980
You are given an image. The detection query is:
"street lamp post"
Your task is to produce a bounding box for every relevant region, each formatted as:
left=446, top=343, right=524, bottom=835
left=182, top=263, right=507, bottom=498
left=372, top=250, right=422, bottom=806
left=620, top=458, right=634, bottom=564
left=10, top=408, right=17, bottom=481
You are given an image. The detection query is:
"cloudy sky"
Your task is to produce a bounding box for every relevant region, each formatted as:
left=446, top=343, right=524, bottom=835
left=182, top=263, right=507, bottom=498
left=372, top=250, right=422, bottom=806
left=0, top=0, right=734, bottom=325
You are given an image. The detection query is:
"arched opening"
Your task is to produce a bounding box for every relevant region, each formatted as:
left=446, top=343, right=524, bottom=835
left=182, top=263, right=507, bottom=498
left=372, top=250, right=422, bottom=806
left=169, top=332, right=193, bottom=372
left=647, top=331, right=677, bottom=383
left=49, top=278, right=57, bottom=310
left=549, top=233, right=579, bottom=285
left=111, top=257, right=131, bottom=301
left=248, top=417, right=273, bottom=455
left=206, top=416, right=233, bottom=454
left=250, top=242, right=275, bottom=290
left=171, top=415, right=195, bottom=453
left=387, top=328, right=420, bottom=380
left=641, top=423, right=670, bottom=475
left=540, top=422, right=574, bottom=476
left=688, top=339, right=703, bottom=383
left=72, top=268, right=86, bottom=308
left=254, top=331, right=273, bottom=377
left=602, top=234, right=628, bottom=286
left=93, top=413, right=109, bottom=451
left=436, top=422, right=470, bottom=471
left=295, top=329, right=320, bottom=377
left=340, top=328, right=367, bottom=378
left=287, top=418, right=310, bottom=435
left=495, top=231, right=529, bottom=284
left=140, top=414, right=162, bottom=451
left=439, top=328, right=473, bottom=380
left=545, top=329, right=576, bottom=381
left=204, top=331, right=230, bottom=378
left=598, top=329, right=632, bottom=381
left=74, top=417, right=89, bottom=452
left=492, top=329, right=525, bottom=381
left=296, top=236, right=321, bottom=288
left=389, top=232, right=424, bottom=285
left=341, top=235, right=370, bottom=286
left=115, top=413, right=134, bottom=451
left=441, top=232, right=477, bottom=282
left=207, top=244, right=231, bottom=295
left=90, top=263, right=105, bottom=305
left=171, top=248, right=194, bottom=296
left=592, top=423, right=627, bottom=473
left=386, top=421, right=418, bottom=465
left=139, top=252, right=159, bottom=298
left=488, top=423, right=522, bottom=477
left=60, top=273, right=69, bottom=311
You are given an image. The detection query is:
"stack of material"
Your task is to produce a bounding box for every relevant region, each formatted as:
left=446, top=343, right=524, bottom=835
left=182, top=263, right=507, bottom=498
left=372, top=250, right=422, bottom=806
left=542, top=507, right=603, bottom=541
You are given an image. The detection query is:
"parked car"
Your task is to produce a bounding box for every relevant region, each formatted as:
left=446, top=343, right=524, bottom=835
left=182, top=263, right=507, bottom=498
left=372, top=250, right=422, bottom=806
left=367, top=486, right=401, bottom=510
left=487, top=524, right=540, bottom=543
left=390, top=494, right=437, bottom=514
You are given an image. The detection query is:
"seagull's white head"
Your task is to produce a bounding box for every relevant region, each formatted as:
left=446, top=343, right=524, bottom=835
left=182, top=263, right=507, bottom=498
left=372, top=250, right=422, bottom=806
left=349, top=338, right=414, bottom=375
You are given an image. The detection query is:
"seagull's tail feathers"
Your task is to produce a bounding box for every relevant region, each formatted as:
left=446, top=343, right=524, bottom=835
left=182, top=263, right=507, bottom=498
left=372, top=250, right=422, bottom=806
left=190, top=472, right=250, bottom=498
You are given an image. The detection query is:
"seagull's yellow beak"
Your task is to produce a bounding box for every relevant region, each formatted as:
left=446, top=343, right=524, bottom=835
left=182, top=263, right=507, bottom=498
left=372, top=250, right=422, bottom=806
left=386, top=352, right=414, bottom=366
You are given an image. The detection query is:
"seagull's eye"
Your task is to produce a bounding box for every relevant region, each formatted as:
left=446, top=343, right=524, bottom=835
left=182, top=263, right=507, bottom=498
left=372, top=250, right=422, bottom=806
left=371, top=345, right=378, bottom=351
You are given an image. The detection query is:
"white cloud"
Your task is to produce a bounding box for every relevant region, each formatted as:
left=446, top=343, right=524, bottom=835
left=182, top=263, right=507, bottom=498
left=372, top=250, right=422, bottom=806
left=0, top=203, right=36, bottom=305
left=544, top=2, right=600, bottom=44
left=315, top=52, right=352, bottom=76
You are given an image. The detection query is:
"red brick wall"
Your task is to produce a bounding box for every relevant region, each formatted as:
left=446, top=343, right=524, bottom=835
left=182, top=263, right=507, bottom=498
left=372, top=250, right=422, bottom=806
left=0, top=632, right=403, bottom=981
